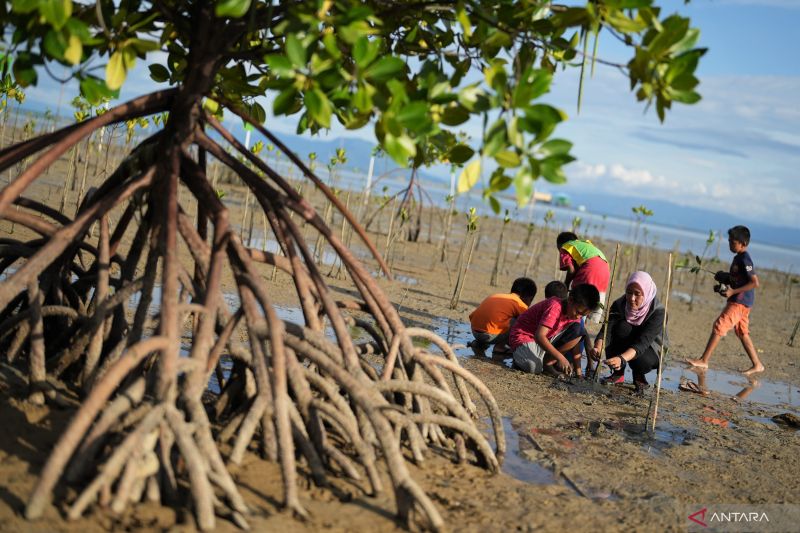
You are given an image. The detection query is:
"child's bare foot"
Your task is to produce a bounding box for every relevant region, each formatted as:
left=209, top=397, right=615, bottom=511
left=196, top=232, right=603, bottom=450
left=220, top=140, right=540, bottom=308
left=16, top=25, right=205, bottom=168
left=741, top=364, right=764, bottom=376
left=685, top=358, right=708, bottom=369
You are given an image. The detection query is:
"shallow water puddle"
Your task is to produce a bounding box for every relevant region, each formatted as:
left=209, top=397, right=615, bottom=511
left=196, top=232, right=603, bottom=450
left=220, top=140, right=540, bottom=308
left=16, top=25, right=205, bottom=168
left=431, top=317, right=473, bottom=353
left=605, top=419, right=697, bottom=457
left=660, top=365, right=799, bottom=409
left=492, top=417, right=559, bottom=485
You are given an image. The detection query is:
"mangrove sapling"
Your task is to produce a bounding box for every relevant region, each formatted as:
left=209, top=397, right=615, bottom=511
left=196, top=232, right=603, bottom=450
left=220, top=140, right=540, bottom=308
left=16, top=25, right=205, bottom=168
left=788, top=316, right=800, bottom=347
left=439, top=193, right=457, bottom=263
left=490, top=210, right=511, bottom=287
left=631, top=205, right=653, bottom=268
left=591, top=243, right=621, bottom=381
left=449, top=208, right=479, bottom=310
left=516, top=222, right=536, bottom=260
left=676, top=230, right=716, bottom=311
left=784, top=270, right=797, bottom=312
left=329, top=191, right=351, bottom=280
left=383, top=197, right=400, bottom=271
left=523, top=238, right=538, bottom=279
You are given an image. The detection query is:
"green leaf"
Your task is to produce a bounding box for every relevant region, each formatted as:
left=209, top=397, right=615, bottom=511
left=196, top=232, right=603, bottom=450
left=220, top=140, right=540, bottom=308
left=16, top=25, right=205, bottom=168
left=105, top=51, right=126, bottom=91
left=273, top=87, right=299, bottom=115
left=396, top=101, right=430, bottom=133
left=39, top=0, right=72, bottom=30
left=383, top=132, right=416, bottom=166
left=669, top=89, right=701, bottom=104
left=441, top=104, right=469, bottom=126
left=494, top=150, right=521, bottom=168
left=483, top=120, right=507, bottom=158
left=304, top=89, right=332, bottom=127
left=353, top=35, right=379, bottom=69
left=507, top=117, right=523, bottom=148
left=11, top=0, right=38, bottom=14
left=215, top=0, right=251, bottom=18
left=447, top=144, right=474, bottom=165
left=148, top=63, right=170, bottom=82
left=266, top=55, right=294, bottom=77
left=43, top=30, right=67, bottom=60
left=648, top=16, right=690, bottom=58
left=12, top=54, right=37, bottom=86
left=488, top=168, right=513, bottom=191
left=512, top=68, right=551, bottom=107
left=456, top=8, right=472, bottom=39
left=364, top=57, right=405, bottom=82
left=457, top=159, right=481, bottom=194
left=80, top=76, right=115, bottom=104
left=540, top=156, right=569, bottom=184
left=538, top=139, right=572, bottom=157
left=286, top=34, right=307, bottom=67
left=514, top=167, right=534, bottom=206
left=247, top=101, right=266, bottom=124
left=488, top=195, right=501, bottom=214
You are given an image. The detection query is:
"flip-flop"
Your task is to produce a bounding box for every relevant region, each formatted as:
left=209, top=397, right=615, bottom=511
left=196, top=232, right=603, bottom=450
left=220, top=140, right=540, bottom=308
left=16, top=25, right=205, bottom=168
left=678, top=380, right=709, bottom=396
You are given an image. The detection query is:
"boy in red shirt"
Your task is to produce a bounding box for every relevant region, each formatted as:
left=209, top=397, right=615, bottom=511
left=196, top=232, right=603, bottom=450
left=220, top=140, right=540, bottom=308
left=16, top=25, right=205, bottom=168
left=509, top=284, right=600, bottom=376
left=469, top=277, right=537, bottom=360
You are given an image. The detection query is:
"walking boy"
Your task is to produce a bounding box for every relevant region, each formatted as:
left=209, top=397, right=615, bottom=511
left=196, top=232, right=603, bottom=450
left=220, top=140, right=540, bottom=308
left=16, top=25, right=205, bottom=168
left=469, top=277, right=537, bottom=360
left=687, top=226, right=764, bottom=375
left=509, top=284, right=599, bottom=376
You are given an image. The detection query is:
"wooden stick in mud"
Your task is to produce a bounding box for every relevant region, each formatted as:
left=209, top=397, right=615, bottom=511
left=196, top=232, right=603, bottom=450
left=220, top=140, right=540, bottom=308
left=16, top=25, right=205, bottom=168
left=647, top=252, right=673, bottom=432
left=788, top=316, right=800, bottom=347
left=592, top=242, right=621, bottom=381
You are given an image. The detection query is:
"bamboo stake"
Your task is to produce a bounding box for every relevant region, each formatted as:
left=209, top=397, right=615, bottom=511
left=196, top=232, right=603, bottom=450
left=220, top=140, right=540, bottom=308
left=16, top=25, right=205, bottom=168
left=592, top=242, right=621, bottom=382
left=787, top=315, right=799, bottom=347
left=646, top=252, right=673, bottom=432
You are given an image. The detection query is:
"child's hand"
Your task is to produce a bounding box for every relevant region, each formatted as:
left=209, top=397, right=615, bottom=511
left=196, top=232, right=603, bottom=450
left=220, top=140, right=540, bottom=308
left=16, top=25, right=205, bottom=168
left=720, top=287, right=735, bottom=298
left=556, top=357, right=572, bottom=374
left=587, top=346, right=601, bottom=361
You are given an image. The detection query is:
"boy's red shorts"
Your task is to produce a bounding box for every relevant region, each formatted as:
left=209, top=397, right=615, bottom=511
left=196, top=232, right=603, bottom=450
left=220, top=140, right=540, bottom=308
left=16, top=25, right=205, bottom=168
left=713, top=302, right=750, bottom=338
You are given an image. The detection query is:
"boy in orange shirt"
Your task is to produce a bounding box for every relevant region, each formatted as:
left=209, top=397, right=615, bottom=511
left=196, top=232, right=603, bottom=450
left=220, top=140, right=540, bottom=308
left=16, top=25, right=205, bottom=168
left=469, top=277, right=537, bottom=360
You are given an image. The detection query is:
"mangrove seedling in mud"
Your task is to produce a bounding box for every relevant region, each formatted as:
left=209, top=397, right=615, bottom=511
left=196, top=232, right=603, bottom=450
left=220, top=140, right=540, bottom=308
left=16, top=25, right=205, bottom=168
left=490, top=209, right=512, bottom=287
left=676, top=230, right=717, bottom=311
left=450, top=208, right=481, bottom=310
left=0, top=0, right=705, bottom=530
left=631, top=204, right=654, bottom=268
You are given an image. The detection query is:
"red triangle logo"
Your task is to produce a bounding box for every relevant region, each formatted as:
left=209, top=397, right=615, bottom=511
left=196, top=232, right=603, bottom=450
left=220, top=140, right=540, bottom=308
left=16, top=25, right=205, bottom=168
left=689, top=507, right=708, bottom=527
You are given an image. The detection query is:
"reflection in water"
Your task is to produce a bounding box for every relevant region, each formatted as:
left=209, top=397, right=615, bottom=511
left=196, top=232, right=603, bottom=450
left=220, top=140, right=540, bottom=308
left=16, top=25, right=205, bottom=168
left=660, top=365, right=799, bottom=409
left=489, top=418, right=558, bottom=485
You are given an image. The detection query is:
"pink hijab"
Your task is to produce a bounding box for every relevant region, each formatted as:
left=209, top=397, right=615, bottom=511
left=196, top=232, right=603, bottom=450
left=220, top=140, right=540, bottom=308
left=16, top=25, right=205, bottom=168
left=625, top=271, right=657, bottom=326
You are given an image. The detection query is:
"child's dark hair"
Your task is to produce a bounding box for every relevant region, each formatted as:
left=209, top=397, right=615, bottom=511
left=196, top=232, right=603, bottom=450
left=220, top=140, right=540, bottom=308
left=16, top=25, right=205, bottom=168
left=569, top=283, right=600, bottom=311
left=556, top=231, right=578, bottom=248
left=728, top=225, right=750, bottom=246
left=544, top=280, right=568, bottom=300
left=510, top=277, right=537, bottom=301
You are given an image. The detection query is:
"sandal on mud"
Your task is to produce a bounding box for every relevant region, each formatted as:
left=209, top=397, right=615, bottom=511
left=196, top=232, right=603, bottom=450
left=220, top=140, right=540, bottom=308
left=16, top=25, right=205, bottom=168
left=601, top=371, right=625, bottom=385
left=678, top=380, right=709, bottom=396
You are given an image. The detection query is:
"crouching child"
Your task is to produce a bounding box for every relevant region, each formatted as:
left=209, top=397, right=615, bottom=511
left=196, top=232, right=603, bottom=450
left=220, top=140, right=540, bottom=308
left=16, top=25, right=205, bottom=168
left=469, top=277, right=537, bottom=360
left=509, top=284, right=599, bottom=377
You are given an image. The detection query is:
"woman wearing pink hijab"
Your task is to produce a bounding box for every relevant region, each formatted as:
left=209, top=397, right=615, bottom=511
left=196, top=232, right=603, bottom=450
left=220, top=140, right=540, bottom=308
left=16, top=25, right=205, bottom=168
left=588, top=271, right=668, bottom=391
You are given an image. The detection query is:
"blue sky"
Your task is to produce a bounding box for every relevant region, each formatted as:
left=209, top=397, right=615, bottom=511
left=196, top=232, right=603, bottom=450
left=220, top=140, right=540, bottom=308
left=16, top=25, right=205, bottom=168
left=22, top=0, right=800, bottom=229
left=543, top=0, right=800, bottom=228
